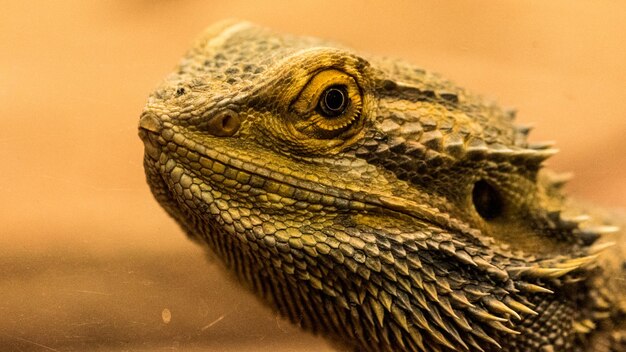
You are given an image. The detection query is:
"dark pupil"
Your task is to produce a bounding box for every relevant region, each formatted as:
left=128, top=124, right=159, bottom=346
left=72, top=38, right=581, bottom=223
left=320, top=86, right=347, bottom=117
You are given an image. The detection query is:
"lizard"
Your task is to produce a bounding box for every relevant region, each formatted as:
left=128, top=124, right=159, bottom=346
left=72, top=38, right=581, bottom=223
left=138, top=20, right=626, bottom=351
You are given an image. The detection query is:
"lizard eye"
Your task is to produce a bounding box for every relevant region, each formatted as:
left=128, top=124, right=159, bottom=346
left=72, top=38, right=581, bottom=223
left=291, top=69, right=363, bottom=139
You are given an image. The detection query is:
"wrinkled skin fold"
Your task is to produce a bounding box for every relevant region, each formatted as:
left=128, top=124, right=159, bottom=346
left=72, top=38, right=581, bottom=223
left=139, top=21, right=626, bottom=351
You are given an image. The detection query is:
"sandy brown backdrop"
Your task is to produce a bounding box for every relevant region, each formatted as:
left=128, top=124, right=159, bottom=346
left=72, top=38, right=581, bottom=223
left=1, top=1, right=625, bottom=351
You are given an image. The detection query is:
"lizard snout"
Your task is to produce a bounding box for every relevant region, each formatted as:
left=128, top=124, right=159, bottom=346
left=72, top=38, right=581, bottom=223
left=138, top=112, right=163, bottom=160
left=138, top=111, right=162, bottom=134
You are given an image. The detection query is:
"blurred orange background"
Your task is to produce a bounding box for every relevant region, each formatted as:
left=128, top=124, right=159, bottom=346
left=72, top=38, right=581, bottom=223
left=1, top=1, right=624, bottom=351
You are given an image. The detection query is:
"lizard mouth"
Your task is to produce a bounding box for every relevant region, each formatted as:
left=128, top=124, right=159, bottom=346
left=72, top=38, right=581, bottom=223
left=153, top=128, right=482, bottom=245
left=138, top=112, right=164, bottom=161
left=153, top=129, right=607, bottom=268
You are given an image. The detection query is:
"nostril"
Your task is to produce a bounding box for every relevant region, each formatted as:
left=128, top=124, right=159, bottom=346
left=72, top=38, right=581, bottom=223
left=206, top=109, right=241, bottom=137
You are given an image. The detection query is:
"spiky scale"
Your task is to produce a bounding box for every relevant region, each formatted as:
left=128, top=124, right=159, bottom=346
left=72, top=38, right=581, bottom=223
left=426, top=303, right=449, bottom=330
left=409, top=306, right=430, bottom=330
left=442, top=320, right=470, bottom=351
left=522, top=266, right=578, bottom=279
left=439, top=241, right=456, bottom=256
left=515, top=281, right=554, bottom=294
left=489, top=320, right=521, bottom=335
left=369, top=296, right=386, bottom=327
left=467, top=306, right=508, bottom=323
left=451, top=310, right=473, bottom=331
left=406, top=326, right=427, bottom=351
left=528, top=141, right=556, bottom=150
left=503, top=296, right=538, bottom=316
left=470, top=323, right=503, bottom=349
left=473, top=256, right=509, bottom=281
left=588, top=241, right=616, bottom=254
left=390, top=322, right=407, bottom=350
left=428, top=327, right=458, bottom=351
left=483, top=296, right=522, bottom=320
left=454, top=250, right=478, bottom=267
left=379, top=289, right=393, bottom=311
left=423, top=281, right=439, bottom=302
left=465, top=334, right=487, bottom=352
left=449, top=291, right=475, bottom=308
left=391, top=304, right=410, bottom=332
left=438, top=296, right=460, bottom=320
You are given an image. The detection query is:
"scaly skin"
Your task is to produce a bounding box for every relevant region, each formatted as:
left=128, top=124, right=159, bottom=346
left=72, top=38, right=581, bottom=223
left=138, top=21, right=625, bottom=351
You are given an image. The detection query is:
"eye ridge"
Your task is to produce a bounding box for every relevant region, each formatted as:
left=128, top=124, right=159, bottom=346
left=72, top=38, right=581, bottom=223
left=318, top=85, right=349, bottom=118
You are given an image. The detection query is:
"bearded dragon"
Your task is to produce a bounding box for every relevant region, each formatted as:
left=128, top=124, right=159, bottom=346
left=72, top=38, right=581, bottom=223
left=138, top=21, right=625, bottom=351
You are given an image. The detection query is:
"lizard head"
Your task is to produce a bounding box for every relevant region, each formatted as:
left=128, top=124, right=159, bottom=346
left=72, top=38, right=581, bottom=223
left=139, top=21, right=618, bottom=351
